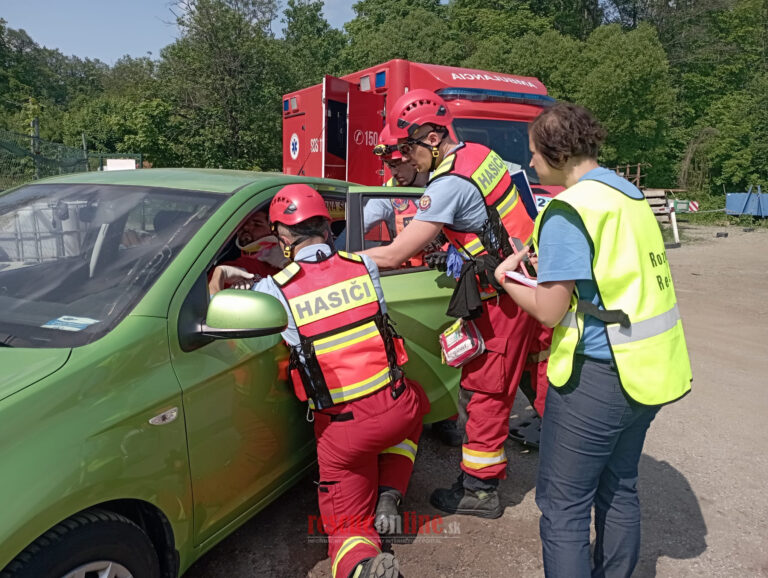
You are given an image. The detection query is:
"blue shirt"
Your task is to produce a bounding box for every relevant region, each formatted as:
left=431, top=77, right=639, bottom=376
left=537, top=167, right=643, bottom=360
left=251, top=244, right=386, bottom=347
left=413, top=144, right=489, bottom=232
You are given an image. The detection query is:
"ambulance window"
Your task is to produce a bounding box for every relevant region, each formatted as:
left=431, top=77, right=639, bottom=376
left=360, top=76, right=371, bottom=91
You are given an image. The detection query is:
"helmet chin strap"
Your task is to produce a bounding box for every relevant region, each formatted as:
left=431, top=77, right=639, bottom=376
left=281, top=236, right=309, bottom=260
left=428, top=131, right=447, bottom=172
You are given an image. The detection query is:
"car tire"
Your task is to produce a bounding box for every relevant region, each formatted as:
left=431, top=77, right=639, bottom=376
left=0, top=508, right=161, bottom=578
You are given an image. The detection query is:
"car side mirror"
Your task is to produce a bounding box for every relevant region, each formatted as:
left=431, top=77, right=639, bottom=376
left=202, top=289, right=287, bottom=339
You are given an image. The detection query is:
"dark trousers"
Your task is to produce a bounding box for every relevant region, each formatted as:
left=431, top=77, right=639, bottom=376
left=536, top=357, right=659, bottom=578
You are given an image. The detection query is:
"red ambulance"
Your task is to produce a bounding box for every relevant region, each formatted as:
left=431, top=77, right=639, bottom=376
left=282, top=59, right=560, bottom=207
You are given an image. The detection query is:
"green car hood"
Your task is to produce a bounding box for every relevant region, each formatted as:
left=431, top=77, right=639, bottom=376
left=0, top=348, right=71, bottom=402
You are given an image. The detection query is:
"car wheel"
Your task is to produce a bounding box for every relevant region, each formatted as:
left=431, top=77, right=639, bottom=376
left=0, top=508, right=161, bottom=578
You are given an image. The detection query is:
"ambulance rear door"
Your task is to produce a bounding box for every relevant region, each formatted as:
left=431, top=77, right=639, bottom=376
left=346, top=88, right=385, bottom=186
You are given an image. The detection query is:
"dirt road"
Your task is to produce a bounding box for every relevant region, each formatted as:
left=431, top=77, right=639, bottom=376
left=185, top=224, right=768, bottom=578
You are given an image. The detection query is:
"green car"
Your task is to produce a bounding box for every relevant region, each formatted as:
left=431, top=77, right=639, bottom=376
left=0, top=169, right=459, bottom=578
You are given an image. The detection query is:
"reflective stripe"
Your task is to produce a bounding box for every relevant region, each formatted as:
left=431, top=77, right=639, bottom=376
left=430, top=154, right=456, bottom=180
left=462, top=447, right=507, bottom=470
left=332, top=536, right=380, bottom=578
left=471, top=151, right=507, bottom=197
left=273, top=262, right=300, bottom=286
left=288, top=274, right=377, bottom=326
left=559, top=311, right=578, bottom=329
left=314, top=321, right=380, bottom=356
left=527, top=347, right=550, bottom=363
left=338, top=250, right=363, bottom=263
left=328, top=367, right=391, bottom=404
left=496, top=185, right=520, bottom=219
left=381, top=438, right=418, bottom=463
left=462, top=236, right=485, bottom=256
left=607, top=304, right=681, bottom=345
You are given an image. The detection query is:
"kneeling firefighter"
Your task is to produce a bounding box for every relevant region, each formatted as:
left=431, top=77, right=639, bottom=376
left=249, top=184, right=429, bottom=578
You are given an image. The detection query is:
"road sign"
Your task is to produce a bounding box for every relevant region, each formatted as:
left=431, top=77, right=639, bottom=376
left=689, top=200, right=699, bottom=212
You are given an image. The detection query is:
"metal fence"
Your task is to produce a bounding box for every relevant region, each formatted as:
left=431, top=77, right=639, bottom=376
left=0, top=129, right=142, bottom=191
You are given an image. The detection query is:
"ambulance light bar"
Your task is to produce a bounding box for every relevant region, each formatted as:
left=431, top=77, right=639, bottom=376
left=436, top=88, right=555, bottom=107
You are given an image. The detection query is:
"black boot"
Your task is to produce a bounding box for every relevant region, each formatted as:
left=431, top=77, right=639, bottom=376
left=430, top=476, right=502, bottom=519
left=374, top=488, right=402, bottom=535
left=349, top=552, right=399, bottom=578
left=432, top=419, right=463, bottom=447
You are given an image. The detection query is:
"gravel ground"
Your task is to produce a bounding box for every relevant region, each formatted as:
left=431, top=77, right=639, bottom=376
left=185, top=223, right=768, bottom=578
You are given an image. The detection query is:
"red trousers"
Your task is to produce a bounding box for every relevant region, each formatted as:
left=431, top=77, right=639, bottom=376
left=313, top=380, right=428, bottom=578
left=459, top=294, right=540, bottom=480
left=521, top=325, right=553, bottom=417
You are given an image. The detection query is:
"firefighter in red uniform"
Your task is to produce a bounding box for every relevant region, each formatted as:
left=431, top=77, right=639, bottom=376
left=250, top=184, right=428, bottom=578
left=366, top=128, right=464, bottom=447
left=363, top=89, right=542, bottom=518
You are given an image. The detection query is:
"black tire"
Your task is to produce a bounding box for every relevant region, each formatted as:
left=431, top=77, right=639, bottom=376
left=0, top=508, right=161, bottom=578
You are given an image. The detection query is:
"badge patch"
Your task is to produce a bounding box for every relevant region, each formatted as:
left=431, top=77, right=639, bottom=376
left=418, top=195, right=432, bottom=211
left=391, top=198, right=410, bottom=212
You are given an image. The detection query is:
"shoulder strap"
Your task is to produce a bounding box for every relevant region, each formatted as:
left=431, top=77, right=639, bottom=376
left=272, top=261, right=301, bottom=286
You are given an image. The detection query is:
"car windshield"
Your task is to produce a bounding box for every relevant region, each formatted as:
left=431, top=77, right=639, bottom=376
left=452, top=118, right=539, bottom=184
left=0, top=183, right=224, bottom=348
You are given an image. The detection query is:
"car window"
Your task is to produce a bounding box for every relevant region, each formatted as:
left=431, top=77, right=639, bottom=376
left=0, top=183, right=225, bottom=348
left=360, top=194, right=444, bottom=273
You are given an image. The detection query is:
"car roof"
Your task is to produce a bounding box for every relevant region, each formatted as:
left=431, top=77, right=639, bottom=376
left=31, top=168, right=329, bottom=195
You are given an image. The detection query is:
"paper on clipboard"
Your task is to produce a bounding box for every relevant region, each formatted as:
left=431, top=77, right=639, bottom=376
left=505, top=270, right=537, bottom=288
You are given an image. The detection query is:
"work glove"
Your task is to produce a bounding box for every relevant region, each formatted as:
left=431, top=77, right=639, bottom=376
left=473, top=254, right=503, bottom=292
left=445, top=245, right=464, bottom=279
left=218, top=265, right=256, bottom=290
left=424, top=251, right=448, bottom=272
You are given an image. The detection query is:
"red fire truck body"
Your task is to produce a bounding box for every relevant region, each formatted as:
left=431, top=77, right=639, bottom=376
left=282, top=60, right=559, bottom=205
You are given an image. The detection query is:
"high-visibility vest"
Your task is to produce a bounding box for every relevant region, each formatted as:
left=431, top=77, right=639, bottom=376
left=533, top=178, right=692, bottom=406
left=274, top=250, right=401, bottom=410
left=429, top=142, right=534, bottom=261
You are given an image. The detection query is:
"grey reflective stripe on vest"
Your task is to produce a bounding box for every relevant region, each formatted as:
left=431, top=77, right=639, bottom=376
left=330, top=370, right=391, bottom=403
left=313, top=322, right=379, bottom=356
left=559, top=311, right=578, bottom=329
left=607, top=304, right=681, bottom=345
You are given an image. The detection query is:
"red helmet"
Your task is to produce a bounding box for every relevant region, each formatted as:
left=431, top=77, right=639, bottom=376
left=388, top=89, right=453, bottom=139
left=373, top=125, right=402, bottom=160
left=269, top=184, right=330, bottom=227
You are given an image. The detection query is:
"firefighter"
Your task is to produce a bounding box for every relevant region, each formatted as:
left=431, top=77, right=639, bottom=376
left=368, top=129, right=464, bottom=447
left=493, top=102, right=691, bottom=576
left=362, top=89, right=541, bottom=518
left=249, top=184, right=428, bottom=578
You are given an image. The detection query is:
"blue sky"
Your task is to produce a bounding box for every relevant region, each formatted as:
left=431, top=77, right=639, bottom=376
left=2, top=0, right=356, bottom=64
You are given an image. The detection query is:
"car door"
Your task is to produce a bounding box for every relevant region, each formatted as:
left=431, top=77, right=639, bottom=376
left=167, top=185, right=315, bottom=547
left=345, top=187, right=461, bottom=422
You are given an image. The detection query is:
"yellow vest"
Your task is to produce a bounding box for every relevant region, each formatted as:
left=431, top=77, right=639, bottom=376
left=533, top=179, right=692, bottom=405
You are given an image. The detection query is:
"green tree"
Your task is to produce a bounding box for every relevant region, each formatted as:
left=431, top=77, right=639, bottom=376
left=281, top=0, right=346, bottom=88
left=341, top=0, right=461, bottom=70
left=158, top=0, right=287, bottom=169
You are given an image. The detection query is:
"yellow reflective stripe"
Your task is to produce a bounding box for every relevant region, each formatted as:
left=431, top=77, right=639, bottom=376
left=471, top=151, right=507, bottom=197
left=288, top=274, right=377, bottom=326
left=462, top=236, right=485, bottom=256
left=462, top=447, right=507, bottom=470
left=272, top=262, right=300, bottom=286
left=332, top=536, right=380, bottom=578
left=430, top=154, right=456, bottom=181
left=338, top=250, right=363, bottom=263
left=314, top=321, right=380, bottom=356
left=381, top=438, right=418, bottom=463
left=329, top=367, right=391, bottom=403
left=497, top=185, right=520, bottom=219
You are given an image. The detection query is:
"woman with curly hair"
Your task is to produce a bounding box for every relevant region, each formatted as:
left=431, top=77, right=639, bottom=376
left=494, top=102, right=692, bottom=577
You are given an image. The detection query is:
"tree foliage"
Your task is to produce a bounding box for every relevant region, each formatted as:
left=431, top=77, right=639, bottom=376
left=1, top=0, right=766, bottom=191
